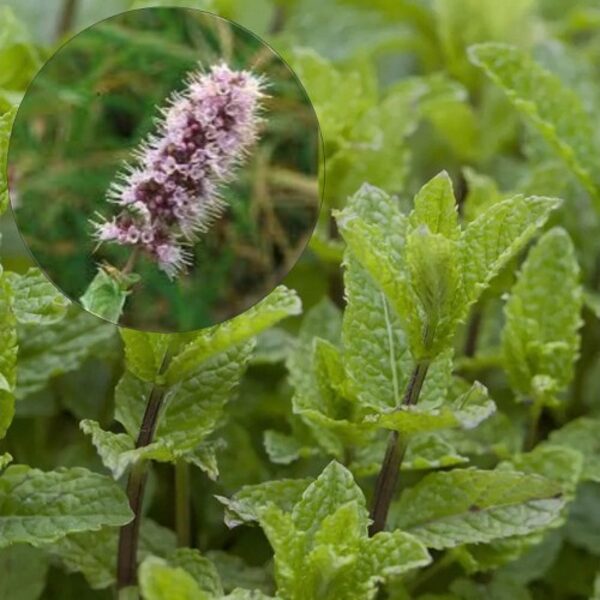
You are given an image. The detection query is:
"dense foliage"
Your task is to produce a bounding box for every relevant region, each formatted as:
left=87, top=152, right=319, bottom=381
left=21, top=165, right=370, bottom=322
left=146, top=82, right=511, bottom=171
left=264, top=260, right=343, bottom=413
left=2, top=1, right=600, bottom=599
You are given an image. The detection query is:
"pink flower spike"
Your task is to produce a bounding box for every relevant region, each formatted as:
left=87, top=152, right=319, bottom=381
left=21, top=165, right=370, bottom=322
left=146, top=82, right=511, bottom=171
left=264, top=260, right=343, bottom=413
left=92, top=62, right=267, bottom=278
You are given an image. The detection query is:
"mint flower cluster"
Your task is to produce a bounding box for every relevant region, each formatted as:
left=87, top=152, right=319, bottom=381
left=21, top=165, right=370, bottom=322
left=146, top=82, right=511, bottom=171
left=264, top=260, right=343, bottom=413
left=94, top=63, right=266, bottom=278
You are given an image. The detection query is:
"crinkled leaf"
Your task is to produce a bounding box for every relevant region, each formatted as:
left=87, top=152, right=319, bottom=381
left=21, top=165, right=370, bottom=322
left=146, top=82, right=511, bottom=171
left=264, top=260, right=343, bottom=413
left=166, top=286, right=301, bottom=384
left=405, top=227, right=461, bottom=355
left=5, top=268, right=69, bottom=325
left=393, top=468, right=565, bottom=549
left=292, top=461, right=368, bottom=535
left=469, top=43, right=600, bottom=205
left=254, top=462, right=430, bottom=600
left=460, top=195, right=561, bottom=308
left=500, top=443, right=584, bottom=497
left=342, top=253, right=411, bottom=411
left=366, top=381, right=495, bottom=436
left=502, top=228, right=582, bottom=400
left=290, top=48, right=375, bottom=145
left=156, top=342, right=253, bottom=455
left=16, top=309, right=115, bottom=399
left=216, top=478, right=312, bottom=528
left=113, top=343, right=253, bottom=468
left=336, top=185, right=423, bottom=355
left=403, top=433, right=469, bottom=470
left=0, top=465, right=133, bottom=548
left=408, top=171, right=460, bottom=240
left=80, top=419, right=135, bottom=479
left=357, top=529, right=431, bottom=589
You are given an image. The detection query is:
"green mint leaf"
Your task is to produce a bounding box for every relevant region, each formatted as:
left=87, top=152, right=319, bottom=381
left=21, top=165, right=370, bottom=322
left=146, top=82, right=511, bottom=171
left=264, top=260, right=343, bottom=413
left=456, top=444, right=585, bottom=574
left=80, top=267, right=137, bottom=323
left=166, top=286, right=301, bottom=384
left=106, top=343, right=252, bottom=474
left=16, top=310, right=115, bottom=399
left=469, top=43, right=600, bottom=205
left=120, top=329, right=170, bottom=383
left=139, top=556, right=211, bottom=600
left=286, top=299, right=346, bottom=457
left=403, top=433, right=469, bottom=471
left=291, top=461, right=368, bottom=535
left=548, top=417, right=600, bottom=483
left=366, top=381, right=494, bottom=436
left=393, top=468, right=565, bottom=549
left=460, top=194, right=561, bottom=308
left=405, top=227, right=461, bottom=355
left=408, top=171, right=460, bottom=240
left=336, top=185, right=423, bottom=355
left=255, top=461, right=430, bottom=599
left=290, top=49, right=375, bottom=145
left=502, top=228, right=583, bottom=401
left=342, top=253, right=411, bottom=411
left=5, top=268, right=69, bottom=325
left=80, top=419, right=134, bottom=479
left=359, top=529, right=431, bottom=587
left=155, top=342, right=253, bottom=455
left=0, top=465, right=133, bottom=548
left=500, top=443, right=584, bottom=498
left=0, top=275, right=16, bottom=439
left=216, top=478, right=312, bottom=528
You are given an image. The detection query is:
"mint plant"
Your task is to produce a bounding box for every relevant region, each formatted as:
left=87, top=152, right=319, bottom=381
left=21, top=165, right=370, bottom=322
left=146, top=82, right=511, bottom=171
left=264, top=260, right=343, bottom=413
left=2, top=1, right=600, bottom=599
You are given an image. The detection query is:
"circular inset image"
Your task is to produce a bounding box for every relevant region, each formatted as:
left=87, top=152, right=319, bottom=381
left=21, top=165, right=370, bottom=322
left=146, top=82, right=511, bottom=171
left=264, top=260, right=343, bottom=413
left=8, top=7, right=321, bottom=332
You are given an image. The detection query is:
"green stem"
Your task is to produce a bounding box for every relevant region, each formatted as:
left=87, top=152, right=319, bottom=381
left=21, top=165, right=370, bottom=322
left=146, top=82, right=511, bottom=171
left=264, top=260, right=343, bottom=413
left=175, top=460, right=192, bottom=548
left=368, top=361, right=429, bottom=536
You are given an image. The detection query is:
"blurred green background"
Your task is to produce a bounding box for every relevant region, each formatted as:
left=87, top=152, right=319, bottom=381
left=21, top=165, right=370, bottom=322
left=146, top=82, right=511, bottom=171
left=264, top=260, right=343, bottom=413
left=8, top=7, right=320, bottom=332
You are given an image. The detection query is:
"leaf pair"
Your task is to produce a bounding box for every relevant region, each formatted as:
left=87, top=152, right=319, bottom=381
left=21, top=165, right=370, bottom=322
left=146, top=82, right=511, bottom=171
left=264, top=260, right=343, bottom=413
left=335, top=173, right=560, bottom=361
left=219, top=461, right=431, bottom=600
left=83, top=286, right=301, bottom=478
